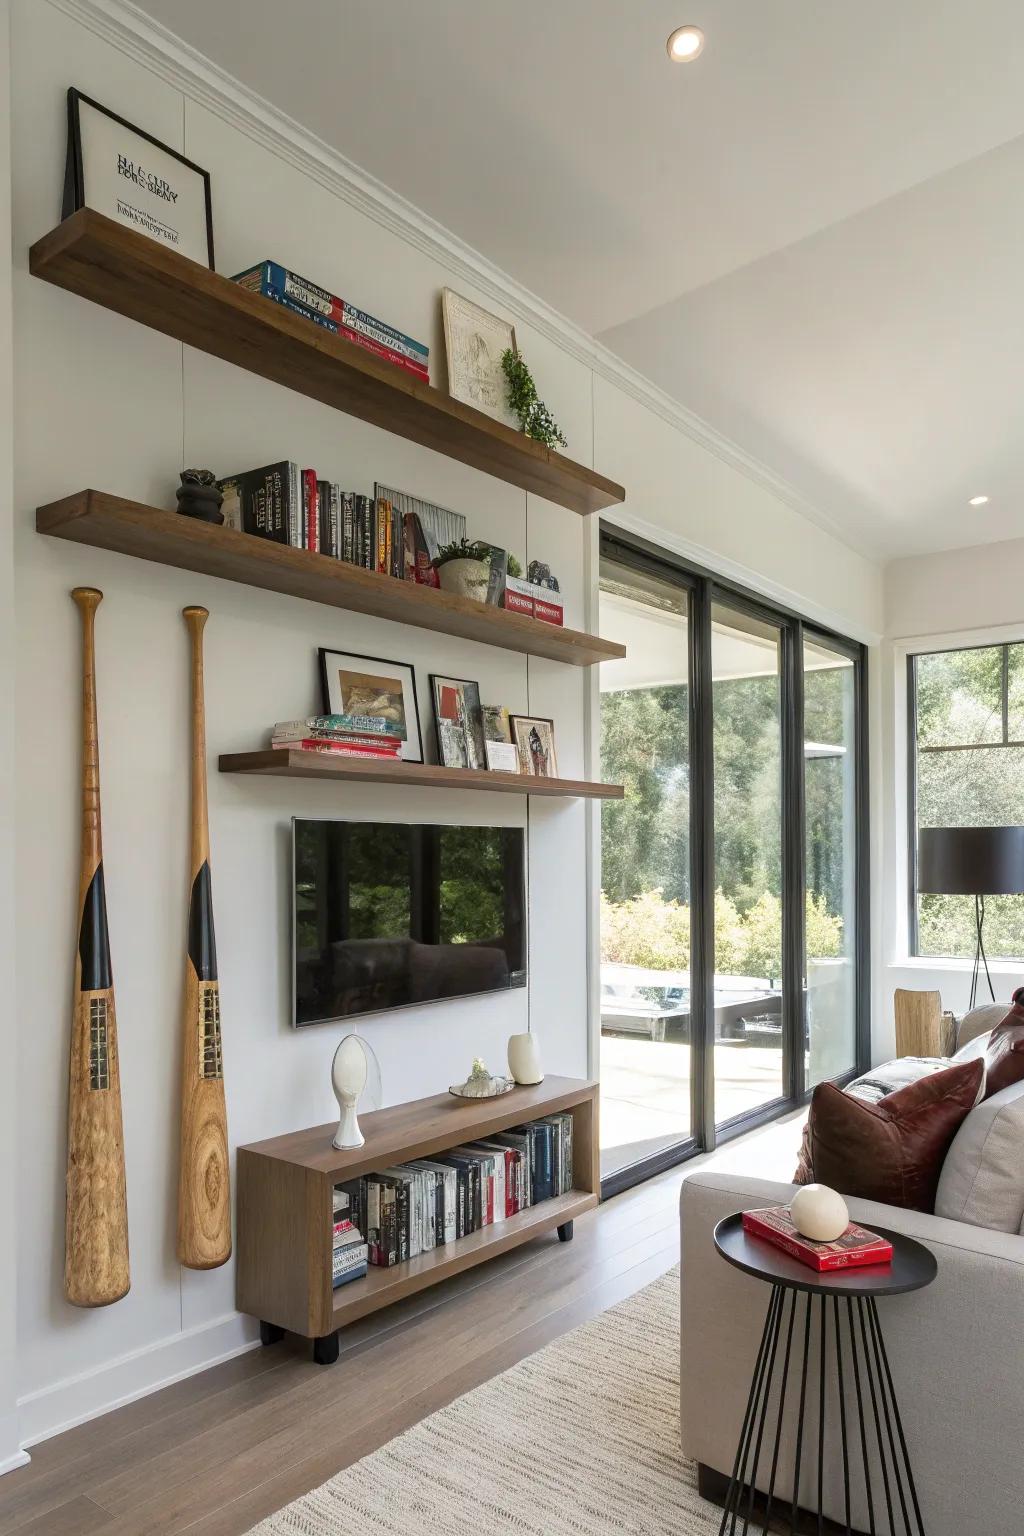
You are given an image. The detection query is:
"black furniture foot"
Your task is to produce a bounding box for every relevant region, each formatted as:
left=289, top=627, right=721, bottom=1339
left=313, top=1330, right=340, bottom=1366
left=259, top=1320, right=284, bottom=1346
left=557, top=1220, right=574, bottom=1243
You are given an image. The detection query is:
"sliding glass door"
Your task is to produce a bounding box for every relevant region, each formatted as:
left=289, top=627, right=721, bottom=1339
left=599, top=552, right=694, bottom=1178
left=598, top=532, right=868, bottom=1191
left=711, top=603, right=787, bottom=1127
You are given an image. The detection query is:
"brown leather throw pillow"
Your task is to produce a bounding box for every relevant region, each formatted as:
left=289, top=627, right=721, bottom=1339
left=805, top=1059, right=984, bottom=1212
left=983, top=988, right=1024, bottom=1098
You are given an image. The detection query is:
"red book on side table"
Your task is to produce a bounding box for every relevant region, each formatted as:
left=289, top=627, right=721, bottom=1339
left=742, top=1206, right=893, bottom=1272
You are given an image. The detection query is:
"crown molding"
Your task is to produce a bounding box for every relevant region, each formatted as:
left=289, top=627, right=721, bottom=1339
left=48, top=0, right=875, bottom=565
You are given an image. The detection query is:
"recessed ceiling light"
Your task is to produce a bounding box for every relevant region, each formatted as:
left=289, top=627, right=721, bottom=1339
left=667, top=25, right=705, bottom=62
left=969, top=495, right=990, bottom=506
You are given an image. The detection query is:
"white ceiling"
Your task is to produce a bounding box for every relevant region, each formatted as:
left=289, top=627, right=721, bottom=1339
left=134, top=0, right=1024, bottom=559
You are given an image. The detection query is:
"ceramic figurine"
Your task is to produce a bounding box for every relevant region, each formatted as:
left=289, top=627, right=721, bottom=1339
left=450, top=1057, right=514, bottom=1098
left=176, top=468, right=224, bottom=524
left=331, top=1035, right=369, bottom=1149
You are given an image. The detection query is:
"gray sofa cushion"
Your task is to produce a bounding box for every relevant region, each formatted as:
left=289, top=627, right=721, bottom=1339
left=955, top=1002, right=1008, bottom=1049
left=935, top=1078, right=1024, bottom=1232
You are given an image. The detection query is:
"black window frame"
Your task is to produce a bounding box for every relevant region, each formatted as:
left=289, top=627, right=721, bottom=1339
left=907, top=639, right=1024, bottom=958
left=599, top=527, right=870, bottom=1198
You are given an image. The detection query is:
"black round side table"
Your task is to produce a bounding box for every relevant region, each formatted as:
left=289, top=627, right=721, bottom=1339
left=712, top=1212, right=937, bottom=1536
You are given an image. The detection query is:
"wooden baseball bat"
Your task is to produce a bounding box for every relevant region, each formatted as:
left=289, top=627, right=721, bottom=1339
left=66, top=587, right=130, bottom=1307
left=177, top=606, right=231, bottom=1269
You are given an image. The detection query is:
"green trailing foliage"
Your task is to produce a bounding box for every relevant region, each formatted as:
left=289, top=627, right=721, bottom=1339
left=501, top=348, right=567, bottom=449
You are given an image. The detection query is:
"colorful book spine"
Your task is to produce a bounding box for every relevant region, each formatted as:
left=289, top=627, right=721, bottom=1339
left=272, top=740, right=401, bottom=757
left=232, top=261, right=429, bottom=367
left=274, top=714, right=397, bottom=735
left=247, top=284, right=340, bottom=333
left=301, top=469, right=319, bottom=553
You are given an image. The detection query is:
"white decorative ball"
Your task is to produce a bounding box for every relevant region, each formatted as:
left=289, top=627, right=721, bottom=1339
left=790, top=1184, right=849, bottom=1243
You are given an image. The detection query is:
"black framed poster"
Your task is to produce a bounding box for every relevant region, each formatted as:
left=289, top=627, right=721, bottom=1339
left=62, top=88, right=215, bottom=268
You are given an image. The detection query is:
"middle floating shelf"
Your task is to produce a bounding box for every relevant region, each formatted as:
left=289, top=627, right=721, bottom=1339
left=219, top=750, right=624, bottom=800
left=35, top=491, right=625, bottom=668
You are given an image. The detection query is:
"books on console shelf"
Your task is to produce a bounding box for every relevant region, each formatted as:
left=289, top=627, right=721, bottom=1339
left=233, top=261, right=429, bottom=379
left=341, top=1113, right=573, bottom=1270
left=741, top=1207, right=894, bottom=1272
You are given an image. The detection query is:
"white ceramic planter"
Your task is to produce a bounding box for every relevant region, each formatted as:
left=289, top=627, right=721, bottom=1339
left=437, top=557, right=490, bottom=603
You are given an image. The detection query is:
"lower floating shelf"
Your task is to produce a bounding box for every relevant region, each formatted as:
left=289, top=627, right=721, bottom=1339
left=219, top=749, right=623, bottom=800
left=332, top=1189, right=597, bottom=1327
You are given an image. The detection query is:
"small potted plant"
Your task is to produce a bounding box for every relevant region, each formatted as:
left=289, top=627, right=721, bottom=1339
left=431, top=538, right=494, bottom=601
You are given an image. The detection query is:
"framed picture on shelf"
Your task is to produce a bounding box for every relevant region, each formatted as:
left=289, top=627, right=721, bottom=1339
left=441, top=289, right=518, bottom=429
left=430, top=675, right=487, bottom=770
left=482, top=705, right=519, bottom=772
left=318, top=648, right=423, bottom=762
left=63, top=88, right=215, bottom=268
left=510, top=715, right=558, bottom=778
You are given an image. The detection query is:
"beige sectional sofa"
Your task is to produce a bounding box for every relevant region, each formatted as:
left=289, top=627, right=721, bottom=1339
left=679, top=1050, right=1024, bottom=1532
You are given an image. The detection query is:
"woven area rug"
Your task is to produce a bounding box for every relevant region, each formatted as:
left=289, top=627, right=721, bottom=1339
left=248, top=1266, right=723, bottom=1535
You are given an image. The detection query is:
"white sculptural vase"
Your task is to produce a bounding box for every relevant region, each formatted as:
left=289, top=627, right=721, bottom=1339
left=507, top=1032, right=543, bottom=1085
left=331, top=1034, right=370, bottom=1149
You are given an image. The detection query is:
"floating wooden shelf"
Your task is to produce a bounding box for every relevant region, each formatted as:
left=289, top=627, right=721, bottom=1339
left=36, top=491, right=626, bottom=667
left=237, top=1077, right=599, bottom=1340
left=219, top=748, right=622, bottom=800
left=30, top=210, right=625, bottom=516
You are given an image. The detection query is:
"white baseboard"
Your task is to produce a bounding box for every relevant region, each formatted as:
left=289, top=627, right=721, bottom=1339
left=0, top=1450, right=31, bottom=1477
left=17, top=1310, right=261, bottom=1447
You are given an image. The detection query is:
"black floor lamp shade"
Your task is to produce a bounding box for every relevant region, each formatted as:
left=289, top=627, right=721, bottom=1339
left=917, top=826, right=1024, bottom=896
left=917, top=826, right=1024, bottom=1007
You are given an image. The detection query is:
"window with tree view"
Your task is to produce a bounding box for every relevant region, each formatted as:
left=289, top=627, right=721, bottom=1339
left=912, top=643, right=1024, bottom=958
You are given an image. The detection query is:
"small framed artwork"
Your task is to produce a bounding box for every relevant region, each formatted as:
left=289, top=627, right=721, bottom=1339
left=318, top=648, right=423, bottom=762
left=441, top=289, right=518, bottom=429
left=482, top=704, right=519, bottom=772
left=510, top=715, right=559, bottom=779
left=430, top=675, right=487, bottom=770
left=63, top=88, right=215, bottom=268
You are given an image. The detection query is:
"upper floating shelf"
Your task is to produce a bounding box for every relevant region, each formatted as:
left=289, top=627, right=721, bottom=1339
left=36, top=491, right=625, bottom=667
left=29, top=210, right=626, bottom=517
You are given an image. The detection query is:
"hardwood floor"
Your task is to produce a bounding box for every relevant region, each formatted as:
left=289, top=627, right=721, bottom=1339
left=0, top=1167, right=684, bottom=1536
left=2, top=1109, right=804, bottom=1536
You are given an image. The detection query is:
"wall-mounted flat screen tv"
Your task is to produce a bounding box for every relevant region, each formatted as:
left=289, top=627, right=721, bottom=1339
left=292, top=819, right=527, bottom=1026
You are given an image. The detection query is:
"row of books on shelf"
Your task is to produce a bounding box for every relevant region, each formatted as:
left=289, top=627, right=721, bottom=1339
left=329, top=1113, right=574, bottom=1284
left=216, top=464, right=461, bottom=576
left=233, top=260, right=430, bottom=383
left=270, top=714, right=401, bottom=760
left=213, top=462, right=565, bottom=625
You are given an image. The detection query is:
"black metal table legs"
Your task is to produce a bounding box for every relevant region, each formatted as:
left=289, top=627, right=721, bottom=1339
left=718, top=1287, right=926, bottom=1536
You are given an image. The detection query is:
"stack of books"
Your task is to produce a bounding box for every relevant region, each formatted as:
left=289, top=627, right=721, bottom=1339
left=270, top=714, right=403, bottom=759
left=216, top=463, right=466, bottom=586
left=233, top=260, right=429, bottom=382
left=742, top=1206, right=894, bottom=1272
left=332, top=1185, right=369, bottom=1289
left=330, top=1112, right=574, bottom=1271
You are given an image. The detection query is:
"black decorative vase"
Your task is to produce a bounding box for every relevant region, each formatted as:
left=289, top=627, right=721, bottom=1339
left=176, top=469, right=224, bottom=524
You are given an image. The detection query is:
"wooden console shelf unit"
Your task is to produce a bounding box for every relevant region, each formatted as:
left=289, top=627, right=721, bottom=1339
left=236, top=1076, right=599, bottom=1353
left=30, top=210, right=625, bottom=516
left=36, top=492, right=625, bottom=667
left=219, top=748, right=623, bottom=800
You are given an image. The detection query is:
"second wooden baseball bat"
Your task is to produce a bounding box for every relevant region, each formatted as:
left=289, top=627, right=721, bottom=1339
left=177, top=605, right=231, bottom=1269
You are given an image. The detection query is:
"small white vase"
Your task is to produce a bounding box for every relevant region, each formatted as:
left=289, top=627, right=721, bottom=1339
left=507, top=1032, right=543, bottom=1085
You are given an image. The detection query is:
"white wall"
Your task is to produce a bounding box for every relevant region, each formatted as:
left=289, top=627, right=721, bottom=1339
left=879, top=538, right=1024, bottom=1055
left=7, top=0, right=884, bottom=1449
left=0, top=0, right=29, bottom=1480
